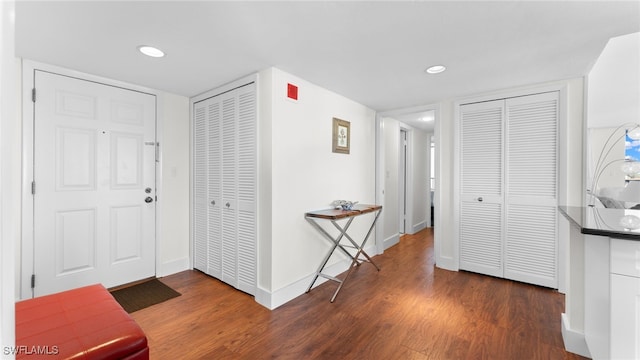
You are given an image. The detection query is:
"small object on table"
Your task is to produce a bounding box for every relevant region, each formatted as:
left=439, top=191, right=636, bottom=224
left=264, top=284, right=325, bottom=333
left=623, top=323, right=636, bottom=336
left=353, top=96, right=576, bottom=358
left=331, top=199, right=359, bottom=211
left=305, top=204, right=382, bottom=302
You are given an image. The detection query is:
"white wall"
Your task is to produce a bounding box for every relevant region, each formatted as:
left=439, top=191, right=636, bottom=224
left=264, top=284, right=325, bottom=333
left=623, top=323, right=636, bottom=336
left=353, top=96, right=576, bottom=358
left=382, top=117, right=400, bottom=247
left=587, top=32, right=640, bottom=129
left=1, top=1, right=17, bottom=355
left=434, top=101, right=456, bottom=270
left=586, top=32, right=640, bottom=196
left=257, top=67, right=376, bottom=308
left=157, top=93, right=190, bottom=276
left=410, top=128, right=431, bottom=233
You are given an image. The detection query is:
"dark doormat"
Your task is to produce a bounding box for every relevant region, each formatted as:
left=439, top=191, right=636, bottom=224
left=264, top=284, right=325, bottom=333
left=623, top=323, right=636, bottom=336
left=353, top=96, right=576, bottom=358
left=110, top=278, right=181, bottom=313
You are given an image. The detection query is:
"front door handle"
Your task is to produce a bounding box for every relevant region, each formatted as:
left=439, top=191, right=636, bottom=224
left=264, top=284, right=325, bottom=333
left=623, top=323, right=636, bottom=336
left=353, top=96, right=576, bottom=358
left=145, top=196, right=153, bottom=203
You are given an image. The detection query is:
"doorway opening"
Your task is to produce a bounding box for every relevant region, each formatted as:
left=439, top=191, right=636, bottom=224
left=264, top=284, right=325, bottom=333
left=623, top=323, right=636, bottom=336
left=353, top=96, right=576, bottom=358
left=375, top=106, right=437, bottom=253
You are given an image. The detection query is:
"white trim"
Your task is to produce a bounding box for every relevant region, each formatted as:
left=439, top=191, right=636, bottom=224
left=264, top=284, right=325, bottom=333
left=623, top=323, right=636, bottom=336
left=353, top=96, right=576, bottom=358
left=20, top=60, right=162, bottom=299
left=562, top=313, right=591, bottom=358
left=432, top=103, right=450, bottom=270
left=411, top=221, right=428, bottom=234
left=451, top=101, right=462, bottom=271
left=190, top=73, right=258, bottom=104
left=155, top=91, right=164, bottom=284
left=20, top=59, right=34, bottom=299
left=374, top=113, right=385, bottom=255
left=254, top=243, right=377, bottom=310
left=383, top=233, right=400, bottom=250
left=399, top=127, right=410, bottom=235
left=157, top=256, right=190, bottom=278
left=1, top=1, right=17, bottom=354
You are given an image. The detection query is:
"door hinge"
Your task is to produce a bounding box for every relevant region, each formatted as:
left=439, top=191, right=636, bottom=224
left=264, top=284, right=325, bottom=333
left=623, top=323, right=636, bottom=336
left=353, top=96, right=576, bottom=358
left=32, top=88, right=36, bottom=103
left=30, top=274, right=35, bottom=289
left=31, top=181, right=36, bottom=195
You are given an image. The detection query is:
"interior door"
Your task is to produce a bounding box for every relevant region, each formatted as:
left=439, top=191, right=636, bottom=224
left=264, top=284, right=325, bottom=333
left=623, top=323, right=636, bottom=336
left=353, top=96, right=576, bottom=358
left=193, top=82, right=256, bottom=296
left=459, top=99, right=505, bottom=277
left=504, top=91, right=558, bottom=288
left=32, top=70, right=156, bottom=297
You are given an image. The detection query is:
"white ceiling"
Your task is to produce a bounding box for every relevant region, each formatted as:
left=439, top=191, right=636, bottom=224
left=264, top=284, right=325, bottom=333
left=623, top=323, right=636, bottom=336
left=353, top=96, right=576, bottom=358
left=15, top=1, right=640, bottom=120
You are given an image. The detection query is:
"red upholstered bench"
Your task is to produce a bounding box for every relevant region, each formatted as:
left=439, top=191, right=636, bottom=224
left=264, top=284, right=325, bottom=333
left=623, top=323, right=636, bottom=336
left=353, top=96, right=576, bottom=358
left=16, top=284, right=148, bottom=360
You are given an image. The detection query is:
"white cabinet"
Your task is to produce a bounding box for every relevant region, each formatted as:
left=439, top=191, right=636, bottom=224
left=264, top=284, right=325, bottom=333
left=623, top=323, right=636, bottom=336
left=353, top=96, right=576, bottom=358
left=192, top=82, right=257, bottom=295
left=610, top=239, right=640, bottom=360
left=458, top=92, right=559, bottom=288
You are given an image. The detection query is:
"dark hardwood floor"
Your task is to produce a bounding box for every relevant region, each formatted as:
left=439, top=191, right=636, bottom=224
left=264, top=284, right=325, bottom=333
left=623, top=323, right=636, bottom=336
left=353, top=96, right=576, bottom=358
left=131, top=228, right=586, bottom=359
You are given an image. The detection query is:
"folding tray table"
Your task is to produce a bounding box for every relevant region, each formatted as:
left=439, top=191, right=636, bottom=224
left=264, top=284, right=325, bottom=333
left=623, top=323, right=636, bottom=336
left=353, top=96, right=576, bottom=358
left=305, top=204, right=382, bottom=302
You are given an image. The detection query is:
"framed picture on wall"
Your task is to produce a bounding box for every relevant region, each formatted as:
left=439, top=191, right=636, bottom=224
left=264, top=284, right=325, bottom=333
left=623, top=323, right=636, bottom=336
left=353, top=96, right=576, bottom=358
left=332, top=117, right=350, bottom=154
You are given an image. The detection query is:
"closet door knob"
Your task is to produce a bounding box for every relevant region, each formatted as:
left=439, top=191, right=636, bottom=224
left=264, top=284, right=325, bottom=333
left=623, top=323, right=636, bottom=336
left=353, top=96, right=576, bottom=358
left=226, top=202, right=231, bottom=208
left=477, top=197, right=483, bottom=202
left=211, top=200, right=216, bottom=206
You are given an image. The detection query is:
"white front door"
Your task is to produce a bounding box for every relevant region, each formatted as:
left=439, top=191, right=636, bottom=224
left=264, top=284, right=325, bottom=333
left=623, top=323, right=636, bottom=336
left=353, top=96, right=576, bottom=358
left=32, top=70, right=156, bottom=297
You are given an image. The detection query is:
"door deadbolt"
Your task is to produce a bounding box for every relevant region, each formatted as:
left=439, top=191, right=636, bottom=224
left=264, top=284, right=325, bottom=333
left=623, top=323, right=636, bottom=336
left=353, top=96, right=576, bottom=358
left=145, top=187, right=152, bottom=194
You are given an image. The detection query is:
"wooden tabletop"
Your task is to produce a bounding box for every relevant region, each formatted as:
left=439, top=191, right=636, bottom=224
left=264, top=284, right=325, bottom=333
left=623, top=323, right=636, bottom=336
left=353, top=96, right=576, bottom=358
left=305, top=204, right=382, bottom=220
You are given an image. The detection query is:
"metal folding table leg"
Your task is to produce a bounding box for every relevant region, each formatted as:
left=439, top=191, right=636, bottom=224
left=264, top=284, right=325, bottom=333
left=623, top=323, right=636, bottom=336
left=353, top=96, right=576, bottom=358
left=305, top=217, right=356, bottom=293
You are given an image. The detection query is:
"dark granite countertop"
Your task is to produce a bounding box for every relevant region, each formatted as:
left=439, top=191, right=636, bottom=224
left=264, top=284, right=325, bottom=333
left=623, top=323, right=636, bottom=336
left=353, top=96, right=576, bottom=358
left=559, top=206, right=640, bottom=240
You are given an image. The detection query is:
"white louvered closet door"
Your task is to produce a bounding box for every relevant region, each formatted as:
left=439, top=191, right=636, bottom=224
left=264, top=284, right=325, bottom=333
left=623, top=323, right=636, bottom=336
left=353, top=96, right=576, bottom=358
left=193, top=82, right=256, bottom=296
left=459, top=100, right=505, bottom=278
left=207, top=98, right=223, bottom=279
left=235, top=86, right=257, bottom=295
left=505, top=92, right=558, bottom=288
left=193, top=101, right=209, bottom=273
left=221, top=91, right=239, bottom=288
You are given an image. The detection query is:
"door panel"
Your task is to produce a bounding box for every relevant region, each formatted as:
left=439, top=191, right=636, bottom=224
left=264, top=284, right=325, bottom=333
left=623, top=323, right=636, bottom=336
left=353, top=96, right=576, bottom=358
left=504, top=92, right=558, bottom=288
left=33, top=70, right=156, bottom=297
left=459, top=99, right=505, bottom=276
left=55, top=208, right=96, bottom=274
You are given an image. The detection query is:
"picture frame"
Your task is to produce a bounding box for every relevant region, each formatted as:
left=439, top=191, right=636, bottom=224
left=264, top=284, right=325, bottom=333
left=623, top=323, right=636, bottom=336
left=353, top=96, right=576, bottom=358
left=332, top=118, right=350, bottom=154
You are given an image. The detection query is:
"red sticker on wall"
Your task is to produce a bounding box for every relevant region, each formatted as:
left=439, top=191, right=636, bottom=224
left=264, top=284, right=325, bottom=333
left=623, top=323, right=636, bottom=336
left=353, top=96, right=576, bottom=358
left=287, top=83, right=298, bottom=100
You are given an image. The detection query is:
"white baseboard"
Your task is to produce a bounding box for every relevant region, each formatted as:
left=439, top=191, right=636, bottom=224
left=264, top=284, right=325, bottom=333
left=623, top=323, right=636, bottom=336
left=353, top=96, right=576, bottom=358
left=561, top=313, right=591, bottom=358
left=157, top=257, right=190, bottom=278
left=435, top=255, right=456, bottom=271
left=411, top=221, right=427, bottom=234
left=255, top=244, right=378, bottom=310
left=383, top=234, right=399, bottom=250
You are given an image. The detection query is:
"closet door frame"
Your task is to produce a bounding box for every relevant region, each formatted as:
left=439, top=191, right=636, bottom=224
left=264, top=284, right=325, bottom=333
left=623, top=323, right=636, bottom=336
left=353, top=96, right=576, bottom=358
left=189, top=73, right=258, bottom=284
left=453, top=83, right=569, bottom=288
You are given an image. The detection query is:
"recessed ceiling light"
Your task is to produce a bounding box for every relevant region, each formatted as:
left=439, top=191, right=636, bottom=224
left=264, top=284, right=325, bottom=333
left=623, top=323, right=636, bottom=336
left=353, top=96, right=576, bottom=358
left=425, top=65, right=446, bottom=74
left=138, top=45, right=165, bottom=58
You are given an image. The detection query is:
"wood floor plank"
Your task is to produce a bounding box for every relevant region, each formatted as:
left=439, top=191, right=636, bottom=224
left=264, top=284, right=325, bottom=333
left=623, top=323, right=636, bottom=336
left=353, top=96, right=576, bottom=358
left=132, top=228, right=586, bottom=359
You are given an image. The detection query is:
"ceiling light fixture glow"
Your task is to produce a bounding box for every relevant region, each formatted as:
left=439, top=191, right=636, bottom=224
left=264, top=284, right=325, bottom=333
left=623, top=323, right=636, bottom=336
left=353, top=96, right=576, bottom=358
left=138, top=45, right=165, bottom=58
left=425, top=65, right=446, bottom=74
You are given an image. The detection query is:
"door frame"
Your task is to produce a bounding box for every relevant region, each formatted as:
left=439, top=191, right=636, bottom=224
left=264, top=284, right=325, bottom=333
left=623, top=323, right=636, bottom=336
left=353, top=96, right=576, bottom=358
left=20, top=60, right=162, bottom=299
left=188, top=72, right=258, bottom=281
left=452, top=82, right=570, bottom=291
left=375, top=104, right=439, bottom=255
left=399, top=128, right=408, bottom=234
